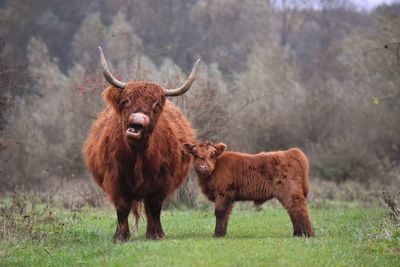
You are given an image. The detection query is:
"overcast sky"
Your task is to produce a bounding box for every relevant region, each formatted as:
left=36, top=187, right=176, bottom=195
left=356, top=0, right=399, bottom=9
left=274, top=0, right=398, bottom=11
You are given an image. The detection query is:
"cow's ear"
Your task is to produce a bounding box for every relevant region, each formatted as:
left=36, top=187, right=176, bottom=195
left=214, top=143, right=227, bottom=157
left=183, top=143, right=196, bottom=155
left=103, top=87, right=123, bottom=113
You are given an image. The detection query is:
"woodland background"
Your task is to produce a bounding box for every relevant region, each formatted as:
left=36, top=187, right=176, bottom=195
left=0, top=0, right=399, bottom=204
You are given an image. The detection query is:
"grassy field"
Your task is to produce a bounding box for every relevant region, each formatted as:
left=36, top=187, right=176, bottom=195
left=0, top=200, right=399, bottom=267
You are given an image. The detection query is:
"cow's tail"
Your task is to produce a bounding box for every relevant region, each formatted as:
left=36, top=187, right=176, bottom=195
left=131, top=201, right=142, bottom=232
left=288, top=148, right=310, bottom=198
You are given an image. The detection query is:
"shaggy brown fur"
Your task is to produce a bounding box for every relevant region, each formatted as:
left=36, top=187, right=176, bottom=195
left=184, top=141, right=314, bottom=237
left=83, top=81, right=195, bottom=242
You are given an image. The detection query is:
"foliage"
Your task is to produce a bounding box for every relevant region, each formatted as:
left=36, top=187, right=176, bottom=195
left=0, top=181, right=106, bottom=241
left=0, top=188, right=57, bottom=242
left=1, top=1, right=400, bottom=193
left=368, top=187, right=400, bottom=255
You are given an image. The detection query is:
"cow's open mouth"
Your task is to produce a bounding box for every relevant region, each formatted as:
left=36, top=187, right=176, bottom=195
left=126, top=123, right=144, bottom=139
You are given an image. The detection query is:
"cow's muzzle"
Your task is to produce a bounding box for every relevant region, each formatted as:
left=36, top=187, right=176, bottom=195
left=126, top=113, right=150, bottom=140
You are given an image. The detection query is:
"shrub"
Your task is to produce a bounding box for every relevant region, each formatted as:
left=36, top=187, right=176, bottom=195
left=0, top=188, right=56, bottom=242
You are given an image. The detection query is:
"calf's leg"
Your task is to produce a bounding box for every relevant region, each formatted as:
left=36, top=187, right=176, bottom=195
left=288, top=202, right=314, bottom=237
left=276, top=192, right=314, bottom=237
left=213, top=197, right=233, bottom=238
left=144, top=197, right=165, bottom=240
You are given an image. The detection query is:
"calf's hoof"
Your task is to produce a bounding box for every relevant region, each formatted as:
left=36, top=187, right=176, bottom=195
left=293, top=229, right=315, bottom=237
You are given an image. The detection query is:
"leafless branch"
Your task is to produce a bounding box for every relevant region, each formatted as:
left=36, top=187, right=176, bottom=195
left=383, top=42, right=400, bottom=65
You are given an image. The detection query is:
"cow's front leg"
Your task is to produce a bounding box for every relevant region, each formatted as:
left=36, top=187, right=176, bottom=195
left=114, top=207, right=131, bottom=243
left=213, top=195, right=233, bottom=238
left=144, top=197, right=165, bottom=240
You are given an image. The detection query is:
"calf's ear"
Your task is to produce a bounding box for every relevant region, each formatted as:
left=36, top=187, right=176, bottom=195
left=183, top=143, right=196, bottom=154
left=214, top=143, right=227, bottom=157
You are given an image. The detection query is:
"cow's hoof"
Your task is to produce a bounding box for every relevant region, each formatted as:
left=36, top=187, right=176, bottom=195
left=212, top=233, right=226, bottom=238
left=113, top=233, right=131, bottom=243
left=146, top=231, right=164, bottom=240
left=157, top=230, right=165, bottom=239
left=146, top=235, right=163, bottom=240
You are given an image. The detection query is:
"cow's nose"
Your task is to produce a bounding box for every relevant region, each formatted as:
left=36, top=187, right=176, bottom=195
left=129, top=113, right=150, bottom=128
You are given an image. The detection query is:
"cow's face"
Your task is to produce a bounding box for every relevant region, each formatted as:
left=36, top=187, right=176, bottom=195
left=104, top=81, right=166, bottom=146
left=98, top=46, right=199, bottom=148
left=184, top=142, right=226, bottom=175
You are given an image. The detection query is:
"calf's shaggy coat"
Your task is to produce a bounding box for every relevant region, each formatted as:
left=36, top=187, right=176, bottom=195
left=184, top=142, right=314, bottom=237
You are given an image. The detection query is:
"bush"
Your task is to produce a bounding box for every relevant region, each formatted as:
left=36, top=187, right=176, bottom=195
left=0, top=188, right=56, bottom=242
left=368, top=187, right=400, bottom=255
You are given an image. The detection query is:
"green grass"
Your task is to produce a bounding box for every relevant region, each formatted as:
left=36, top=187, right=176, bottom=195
left=0, top=205, right=398, bottom=267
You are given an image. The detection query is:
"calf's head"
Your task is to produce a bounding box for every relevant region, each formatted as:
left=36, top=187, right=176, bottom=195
left=183, top=141, right=226, bottom=175
left=98, top=47, right=200, bottom=147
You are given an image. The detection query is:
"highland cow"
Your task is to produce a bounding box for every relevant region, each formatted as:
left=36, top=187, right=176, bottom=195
left=83, top=47, right=200, bottom=242
left=184, top=142, right=314, bottom=237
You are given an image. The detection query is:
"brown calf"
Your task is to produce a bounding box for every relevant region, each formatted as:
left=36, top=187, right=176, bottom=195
left=184, top=142, right=314, bottom=237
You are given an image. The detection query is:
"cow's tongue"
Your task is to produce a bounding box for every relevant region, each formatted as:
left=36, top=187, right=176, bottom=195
left=128, top=124, right=143, bottom=133
left=126, top=124, right=144, bottom=140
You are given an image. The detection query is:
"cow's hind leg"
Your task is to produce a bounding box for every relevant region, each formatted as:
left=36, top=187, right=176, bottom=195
left=114, top=207, right=131, bottom=243
left=144, top=197, right=165, bottom=240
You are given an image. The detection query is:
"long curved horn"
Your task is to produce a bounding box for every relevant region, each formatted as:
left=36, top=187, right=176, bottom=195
left=163, top=59, right=201, bottom=97
left=98, top=46, right=127, bottom=89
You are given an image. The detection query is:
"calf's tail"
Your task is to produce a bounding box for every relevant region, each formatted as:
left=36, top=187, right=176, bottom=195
left=288, top=148, right=310, bottom=198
